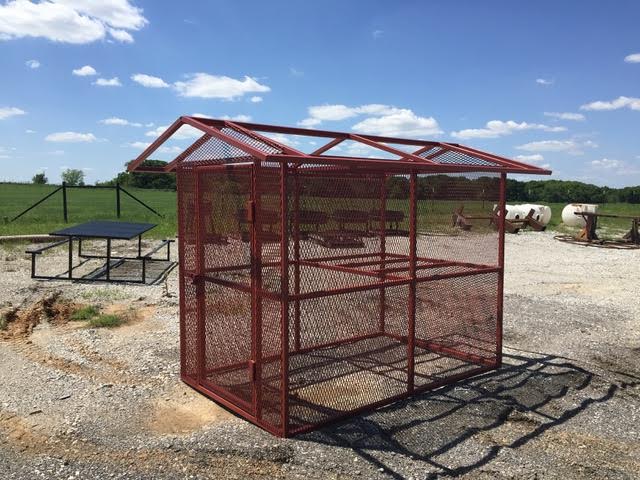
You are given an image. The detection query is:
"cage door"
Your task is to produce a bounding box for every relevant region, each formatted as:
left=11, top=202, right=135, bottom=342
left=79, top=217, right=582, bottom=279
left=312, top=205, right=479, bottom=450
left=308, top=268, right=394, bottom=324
left=194, top=164, right=257, bottom=415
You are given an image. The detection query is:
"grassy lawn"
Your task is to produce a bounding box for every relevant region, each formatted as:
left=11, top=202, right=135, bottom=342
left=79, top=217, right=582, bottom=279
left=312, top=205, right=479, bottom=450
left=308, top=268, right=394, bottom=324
left=0, top=183, right=176, bottom=238
left=2, top=183, right=638, bottom=239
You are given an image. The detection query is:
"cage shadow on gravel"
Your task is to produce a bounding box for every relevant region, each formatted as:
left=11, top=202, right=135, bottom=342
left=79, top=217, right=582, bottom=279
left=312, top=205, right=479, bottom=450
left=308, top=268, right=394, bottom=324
left=300, top=352, right=640, bottom=479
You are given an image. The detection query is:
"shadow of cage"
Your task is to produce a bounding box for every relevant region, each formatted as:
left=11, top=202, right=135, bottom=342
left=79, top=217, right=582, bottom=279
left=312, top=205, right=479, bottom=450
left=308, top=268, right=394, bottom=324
left=299, top=351, right=640, bottom=479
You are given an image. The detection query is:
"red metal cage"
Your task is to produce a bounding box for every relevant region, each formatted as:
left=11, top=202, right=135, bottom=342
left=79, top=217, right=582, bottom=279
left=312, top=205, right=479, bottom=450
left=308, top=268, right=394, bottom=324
left=129, top=117, right=550, bottom=437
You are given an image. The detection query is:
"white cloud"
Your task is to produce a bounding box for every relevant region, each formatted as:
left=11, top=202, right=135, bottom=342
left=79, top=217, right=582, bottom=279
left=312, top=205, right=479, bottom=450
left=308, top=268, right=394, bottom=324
left=544, top=111, right=585, bottom=121
left=352, top=109, right=442, bottom=138
left=249, top=96, right=263, bottom=103
left=590, top=158, right=640, bottom=176
left=126, top=141, right=150, bottom=149
left=220, top=114, right=252, bottom=122
left=372, top=29, right=384, bottom=39
left=45, top=131, right=97, bottom=142
left=159, top=145, right=182, bottom=154
left=173, top=73, right=270, bottom=100
left=451, top=120, right=566, bottom=140
left=515, top=154, right=544, bottom=162
left=624, top=53, right=640, bottom=64
left=126, top=142, right=183, bottom=154
left=580, top=96, right=640, bottom=111
left=516, top=139, right=598, bottom=155
left=298, top=103, right=440, bottom=138
left=299, top=104, right=401, bottom=126
left=590, top=158, right=621, bottom=169
left=0, top=106, right=26, bottom=120
left=100, top=117, right=142, bottom=127
left=264, top=133, right=300, bottom=147
left=48, top=149, right=65, bottom=155
left=72, top=65, right=97, bottom=76
left=289, top=67, right=304, bottom=77
left=0, top=0, right=148, bottom=44
left=536, top=78, right=554, bottom=86
left=131, top=73, right=169, bottom=88
left=108, top=27, right=132, bottom=43
left=94, top=77, right=121, bottom=87
left=514, top=154, right=550, bottom=169
left=25, top=59, right=39, bottom=68
left=25, top=129, right=35, bottom=133
left=146, top=124, right=202, bottom=140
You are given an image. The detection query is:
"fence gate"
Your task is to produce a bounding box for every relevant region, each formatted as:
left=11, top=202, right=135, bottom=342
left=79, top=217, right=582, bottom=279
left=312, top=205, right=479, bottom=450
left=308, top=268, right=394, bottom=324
left=192, top=164, right=257, bottom=415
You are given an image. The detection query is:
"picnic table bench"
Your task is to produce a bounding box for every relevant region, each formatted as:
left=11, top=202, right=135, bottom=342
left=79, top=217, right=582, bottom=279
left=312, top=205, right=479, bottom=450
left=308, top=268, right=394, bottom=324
left=26, top=220, right=176, bottom=283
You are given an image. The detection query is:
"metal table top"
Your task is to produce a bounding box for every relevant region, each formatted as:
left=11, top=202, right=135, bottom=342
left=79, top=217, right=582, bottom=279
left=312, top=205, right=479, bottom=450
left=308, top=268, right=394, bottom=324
left=50, top=221, right=157, bottom=240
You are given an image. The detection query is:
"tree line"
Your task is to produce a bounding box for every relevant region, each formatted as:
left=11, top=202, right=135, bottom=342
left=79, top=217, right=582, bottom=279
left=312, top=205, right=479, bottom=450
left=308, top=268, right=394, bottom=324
left=31, top=162, right=640, bottom=204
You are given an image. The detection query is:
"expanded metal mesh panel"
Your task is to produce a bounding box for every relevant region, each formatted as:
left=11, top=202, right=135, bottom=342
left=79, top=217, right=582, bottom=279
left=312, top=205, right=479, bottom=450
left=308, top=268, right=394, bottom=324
left=288, top=332, right=409, bottom=431
left=417, top=173, right=500, bottom=266
left=220, top=126, right=283, bottom=155
left=260, top=297, right=282, bottom=429
left=181, top=279, right=198, bottom=380
left=197, top=167, right=252, bottom=284
left=414, top=272, right=499, bottom=387
left=181, top=133, right=253, bottom=165
left=203, top=281, right=253, bottom=407
left=419, top=147, right=501, bottom=167
left=178, top=160, right=505, bottom=437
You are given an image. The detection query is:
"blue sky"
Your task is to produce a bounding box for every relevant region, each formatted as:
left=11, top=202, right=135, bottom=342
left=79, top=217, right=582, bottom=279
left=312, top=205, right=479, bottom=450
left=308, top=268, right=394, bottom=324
left=1, top=0, right=639, bottom=186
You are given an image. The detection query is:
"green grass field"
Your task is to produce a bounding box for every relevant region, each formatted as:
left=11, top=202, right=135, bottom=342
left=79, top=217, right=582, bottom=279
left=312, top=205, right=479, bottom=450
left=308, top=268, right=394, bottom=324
left=0, top=183, right=176, bottom=238
left=1, top=183, right=638, bottom=239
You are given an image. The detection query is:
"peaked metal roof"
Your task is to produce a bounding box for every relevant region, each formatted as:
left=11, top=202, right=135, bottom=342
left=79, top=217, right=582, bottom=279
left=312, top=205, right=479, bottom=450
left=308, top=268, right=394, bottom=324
left=128, top=116, right=552, bottom=175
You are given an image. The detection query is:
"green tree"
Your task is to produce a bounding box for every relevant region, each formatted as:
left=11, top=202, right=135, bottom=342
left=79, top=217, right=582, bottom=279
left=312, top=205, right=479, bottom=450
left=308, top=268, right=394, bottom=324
left=61, top=168, right=85, bottom=186
left=32, top=172, right=48, bottom=184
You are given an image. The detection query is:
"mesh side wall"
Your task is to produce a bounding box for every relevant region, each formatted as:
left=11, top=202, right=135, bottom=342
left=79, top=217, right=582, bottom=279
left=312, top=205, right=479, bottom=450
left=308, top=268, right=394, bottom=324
left=287, top=286, right=409, bottom=431
left=417, top=173, right=500, bottom=266
left=203, top=281, right=253, bottom=407
left=178, top=167, right=198, bottom=381
left=414, top=272, right=499, bottom=387
left=198, top=168, right=252, bottom=283
left=260, top=297, right=282, bottom=430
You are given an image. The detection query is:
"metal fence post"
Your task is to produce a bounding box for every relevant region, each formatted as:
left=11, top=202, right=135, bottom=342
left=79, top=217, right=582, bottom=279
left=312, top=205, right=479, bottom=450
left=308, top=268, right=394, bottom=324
left=62, top=182, right=68, bottom=223
left=116, top=183, right=121, bottom=218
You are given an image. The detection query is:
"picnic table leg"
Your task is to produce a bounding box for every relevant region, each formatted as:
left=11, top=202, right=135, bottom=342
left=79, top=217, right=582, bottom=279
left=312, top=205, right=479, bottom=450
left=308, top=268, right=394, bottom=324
left=138, top=235, right=142, bottom=258
left=68, top=237, right=73, bottom=279
left=106, top=238, right=111, bottom=281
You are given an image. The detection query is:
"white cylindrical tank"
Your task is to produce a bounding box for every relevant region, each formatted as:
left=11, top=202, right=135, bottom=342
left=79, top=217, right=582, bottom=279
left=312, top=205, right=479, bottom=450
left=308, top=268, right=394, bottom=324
left=520, top=204, right=552, bottom=226
left=561, top=203, right=598, bottom=227
left=504, top=204, right=525, bottom=220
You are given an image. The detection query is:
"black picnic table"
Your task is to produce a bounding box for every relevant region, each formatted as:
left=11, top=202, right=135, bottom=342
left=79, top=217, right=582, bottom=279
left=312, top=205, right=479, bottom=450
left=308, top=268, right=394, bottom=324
left=27, top=221, right=175, bottom=283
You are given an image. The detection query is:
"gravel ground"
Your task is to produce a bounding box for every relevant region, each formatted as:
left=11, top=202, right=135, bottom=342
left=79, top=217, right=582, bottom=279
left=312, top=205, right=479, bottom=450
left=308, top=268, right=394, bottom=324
left=0, top=232, right=639, bottom=479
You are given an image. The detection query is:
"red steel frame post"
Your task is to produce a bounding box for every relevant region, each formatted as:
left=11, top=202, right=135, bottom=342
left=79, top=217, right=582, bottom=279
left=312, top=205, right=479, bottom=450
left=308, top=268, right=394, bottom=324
left=293, top=170, right=301, bottom=352
left=378, top=174, right=387, bottom=333
left=177, top=166, right=186, bottom=378
left=251, top=161, right=263, bottom=420
left=279, top=163, right=290, bottom=436
left=195, top=169, right=206, bottom=386
left=496, top=173, right=506, bottom=367
left=407, top=172, right=417, bottom=393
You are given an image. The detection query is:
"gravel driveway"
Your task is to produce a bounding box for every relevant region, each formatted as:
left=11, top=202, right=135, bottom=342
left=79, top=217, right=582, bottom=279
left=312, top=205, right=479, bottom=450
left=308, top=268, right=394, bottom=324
left=0, top=232, right=639, bottom=479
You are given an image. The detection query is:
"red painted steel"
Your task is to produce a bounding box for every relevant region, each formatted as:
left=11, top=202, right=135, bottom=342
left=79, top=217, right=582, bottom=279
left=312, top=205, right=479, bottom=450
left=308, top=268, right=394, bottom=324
left=131, top=117, right=549, bottom=438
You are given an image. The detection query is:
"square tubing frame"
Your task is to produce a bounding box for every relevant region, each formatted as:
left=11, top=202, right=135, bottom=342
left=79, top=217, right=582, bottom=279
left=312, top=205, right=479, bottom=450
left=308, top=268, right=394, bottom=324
left=181, top=164, right=507, bottom=438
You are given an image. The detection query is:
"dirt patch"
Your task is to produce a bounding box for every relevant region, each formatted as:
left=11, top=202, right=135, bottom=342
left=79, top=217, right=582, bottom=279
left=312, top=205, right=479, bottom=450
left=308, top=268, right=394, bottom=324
left=0, top=291, right=77, bottom=340
left=147, top=384, right=234, bottom=435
